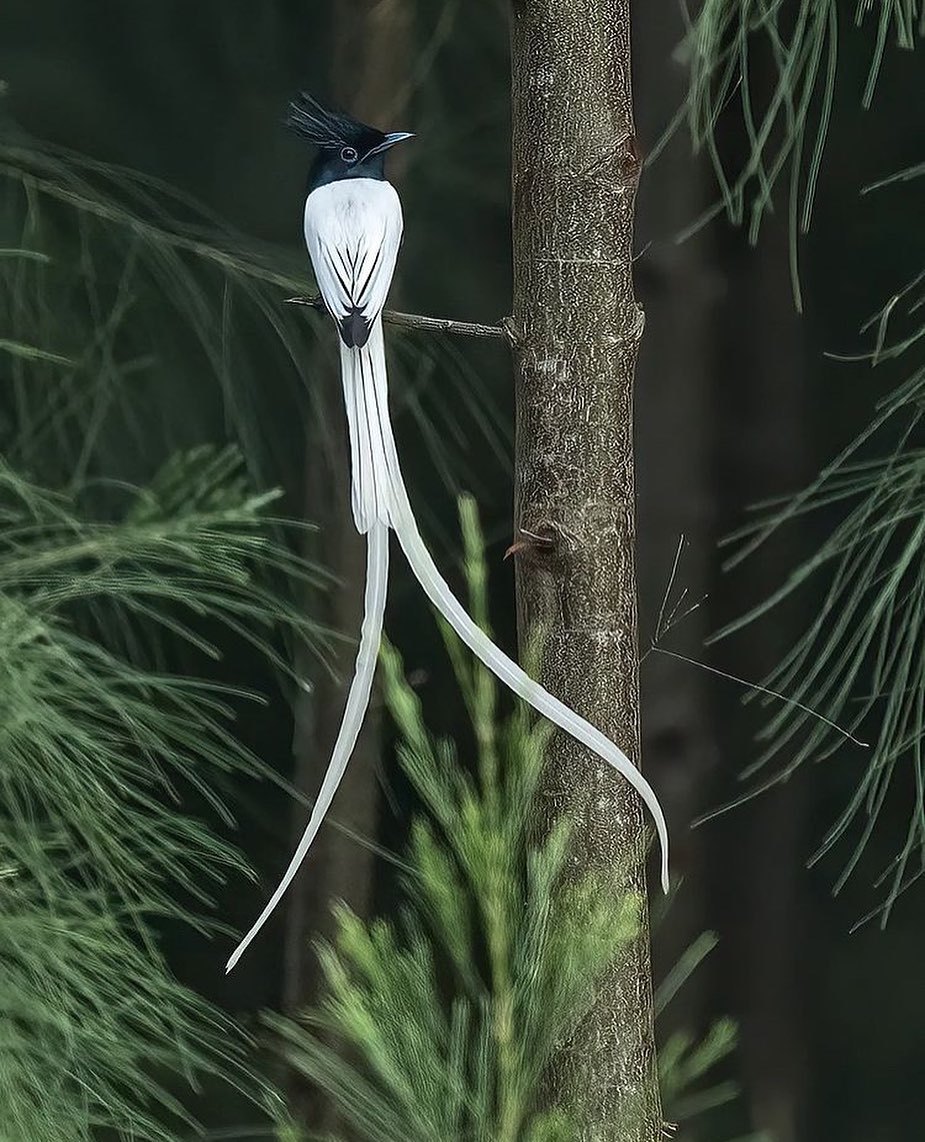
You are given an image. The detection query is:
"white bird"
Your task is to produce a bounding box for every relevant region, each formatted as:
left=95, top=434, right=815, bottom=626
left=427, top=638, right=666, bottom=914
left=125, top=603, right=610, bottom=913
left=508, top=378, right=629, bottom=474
left=225, top=93, right=669, bottom=973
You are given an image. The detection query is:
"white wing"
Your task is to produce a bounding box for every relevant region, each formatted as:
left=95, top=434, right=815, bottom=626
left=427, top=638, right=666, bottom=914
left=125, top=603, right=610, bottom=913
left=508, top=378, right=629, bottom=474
left=304, top=179, right=403, bottom=341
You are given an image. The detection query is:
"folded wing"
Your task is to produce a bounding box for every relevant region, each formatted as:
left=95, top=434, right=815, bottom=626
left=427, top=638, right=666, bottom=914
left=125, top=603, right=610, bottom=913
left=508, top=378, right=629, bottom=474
left=304, top=179, right=403, bottom=348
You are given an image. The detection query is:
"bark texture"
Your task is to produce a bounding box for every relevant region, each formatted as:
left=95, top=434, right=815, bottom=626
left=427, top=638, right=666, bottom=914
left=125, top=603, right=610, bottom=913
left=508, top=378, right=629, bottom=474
left=510, top=3, right=661, bottom=1138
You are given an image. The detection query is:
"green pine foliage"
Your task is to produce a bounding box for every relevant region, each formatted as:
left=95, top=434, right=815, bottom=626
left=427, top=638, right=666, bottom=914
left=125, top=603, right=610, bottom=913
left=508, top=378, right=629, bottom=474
left=0, top=137, right=345, bottom=1134
left=0, top=128, right=501, bottom=1139
left=0, top=444, right=325, bottom=1139
left=653, top=933, right=769, bottom=1140
left=0, top=244, right=329, bottom=1138
left=682, top=2, right=925, bottom=923
left=716, top=257, right=925, bottom=926
left=269, top=500, right=758, bottom=1142
left=680, top=0, right=922, bottom=306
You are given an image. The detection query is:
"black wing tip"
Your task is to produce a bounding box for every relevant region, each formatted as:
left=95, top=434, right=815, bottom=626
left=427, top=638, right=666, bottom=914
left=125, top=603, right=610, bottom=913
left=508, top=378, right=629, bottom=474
left=339, top=309, right=371, bottom=349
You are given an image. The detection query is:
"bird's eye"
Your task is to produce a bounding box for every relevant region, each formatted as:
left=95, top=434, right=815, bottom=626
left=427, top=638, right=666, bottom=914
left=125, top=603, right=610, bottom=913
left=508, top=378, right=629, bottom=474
left=340, top=146, right=358, bottom=164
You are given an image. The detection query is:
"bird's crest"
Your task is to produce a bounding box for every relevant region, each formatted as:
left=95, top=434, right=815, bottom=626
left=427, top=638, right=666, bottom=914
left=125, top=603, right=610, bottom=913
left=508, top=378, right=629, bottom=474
left=286, top=92, right=376, bottom=150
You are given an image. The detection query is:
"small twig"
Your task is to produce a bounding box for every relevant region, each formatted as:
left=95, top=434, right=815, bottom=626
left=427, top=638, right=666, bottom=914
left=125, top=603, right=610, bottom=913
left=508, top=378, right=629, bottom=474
left=503, top=527, right=556, bottom=561
left=652, top=646, right=868, bottom=748
left=653, top=534, right=686, bottom=646
left=643, top=532, right=867, bottom=747
left=285, top=295, right=509, bottom=341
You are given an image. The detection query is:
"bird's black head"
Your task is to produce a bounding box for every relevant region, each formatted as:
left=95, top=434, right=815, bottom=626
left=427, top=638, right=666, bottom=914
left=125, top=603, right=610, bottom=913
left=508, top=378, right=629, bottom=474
left=286, top=92, right=413, bottom=192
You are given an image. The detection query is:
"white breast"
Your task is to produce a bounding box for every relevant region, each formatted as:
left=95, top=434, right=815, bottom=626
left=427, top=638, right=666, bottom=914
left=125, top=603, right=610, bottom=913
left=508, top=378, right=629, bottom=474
left=303, top=179, right=404, bottom=324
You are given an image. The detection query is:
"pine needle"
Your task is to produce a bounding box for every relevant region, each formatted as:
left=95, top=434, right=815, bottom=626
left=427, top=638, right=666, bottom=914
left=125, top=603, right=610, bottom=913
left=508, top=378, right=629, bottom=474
left=714, top=276, right=925, bottom=923
left=680, top=0, right=922, bottom=309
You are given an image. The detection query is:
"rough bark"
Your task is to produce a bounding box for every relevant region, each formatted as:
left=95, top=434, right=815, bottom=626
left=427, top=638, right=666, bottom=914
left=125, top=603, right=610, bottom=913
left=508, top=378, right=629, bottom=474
left=510, top=3, right=662, bottom=1138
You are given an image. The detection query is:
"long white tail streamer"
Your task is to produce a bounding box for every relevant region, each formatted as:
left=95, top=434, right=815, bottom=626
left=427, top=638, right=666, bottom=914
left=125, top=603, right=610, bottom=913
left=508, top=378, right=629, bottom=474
left=386, top=468, right=671, bottom=895
left=363, top=320, right=670, bottom=892
left=225, top=521, right=389, bottom=973
left=228, top=310, right=670, bottom=971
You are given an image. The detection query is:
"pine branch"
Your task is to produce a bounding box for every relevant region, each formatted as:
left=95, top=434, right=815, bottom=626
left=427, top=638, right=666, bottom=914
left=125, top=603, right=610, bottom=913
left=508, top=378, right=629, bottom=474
left=713, top=276, right=925, bottom=925
left=677, top=0, right=922, bottom=308
left=0, top=448, right=320, bottom=1138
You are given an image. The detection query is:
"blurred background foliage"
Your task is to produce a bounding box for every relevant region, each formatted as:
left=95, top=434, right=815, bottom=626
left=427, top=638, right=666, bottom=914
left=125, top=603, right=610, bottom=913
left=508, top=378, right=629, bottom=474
left=0, top=2, right=922, bottom=1141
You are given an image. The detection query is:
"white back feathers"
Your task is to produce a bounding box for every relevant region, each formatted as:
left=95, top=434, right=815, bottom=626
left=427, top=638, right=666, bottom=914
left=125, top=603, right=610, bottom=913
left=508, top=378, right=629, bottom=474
left=304, top=181, right=403, bottom=345
left=303, top=180, right=404, bottom=532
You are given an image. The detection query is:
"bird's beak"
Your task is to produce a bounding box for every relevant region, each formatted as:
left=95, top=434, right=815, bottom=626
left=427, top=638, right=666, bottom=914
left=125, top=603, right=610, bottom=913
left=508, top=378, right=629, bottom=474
left=367, top=131, right=415, bottom=158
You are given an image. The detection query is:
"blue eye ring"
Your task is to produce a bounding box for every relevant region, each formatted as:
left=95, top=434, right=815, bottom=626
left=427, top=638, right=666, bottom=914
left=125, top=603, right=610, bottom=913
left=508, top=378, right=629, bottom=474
left=341, top=146, right=358, bottom=164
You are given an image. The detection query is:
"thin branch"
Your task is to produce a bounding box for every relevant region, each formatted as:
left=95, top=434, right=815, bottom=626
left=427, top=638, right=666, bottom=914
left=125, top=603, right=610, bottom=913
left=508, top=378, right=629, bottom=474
left=641, top=532, right=866, bottom=746
left=284, top=295, right=510, bottom=341
left=652, top=646, right=868, bottom=749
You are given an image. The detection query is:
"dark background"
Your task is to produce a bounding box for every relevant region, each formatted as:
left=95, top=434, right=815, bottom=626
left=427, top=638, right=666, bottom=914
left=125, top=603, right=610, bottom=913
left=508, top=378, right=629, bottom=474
left=1, top=3, right=923, bottom=1140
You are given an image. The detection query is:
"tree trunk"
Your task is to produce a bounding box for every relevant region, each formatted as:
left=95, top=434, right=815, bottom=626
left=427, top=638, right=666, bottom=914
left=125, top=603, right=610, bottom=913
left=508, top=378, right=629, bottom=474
left=510, top=3, right=662, bottom=1139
